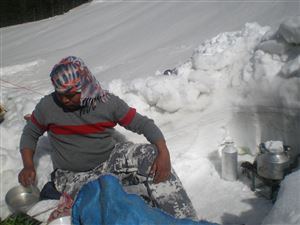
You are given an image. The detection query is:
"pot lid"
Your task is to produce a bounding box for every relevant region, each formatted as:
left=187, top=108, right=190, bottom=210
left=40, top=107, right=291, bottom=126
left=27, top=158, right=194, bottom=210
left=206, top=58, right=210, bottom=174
left=265, top=140, right=284, bottom=153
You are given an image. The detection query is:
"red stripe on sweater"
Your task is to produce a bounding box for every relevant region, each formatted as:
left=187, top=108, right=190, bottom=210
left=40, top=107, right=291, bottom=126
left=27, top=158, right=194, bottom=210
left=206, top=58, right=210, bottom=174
left=31, top=107, right=136, bottom=135
left=119, top=107, right=136, bottom=126
left=48, top=121, right=117, bottom=135
left=31, top=112, right=47, bottom=131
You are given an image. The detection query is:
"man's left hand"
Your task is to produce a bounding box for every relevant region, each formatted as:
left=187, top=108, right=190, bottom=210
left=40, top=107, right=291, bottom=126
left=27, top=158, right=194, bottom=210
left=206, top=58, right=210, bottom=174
left=150, top=139, right=171, bottom=183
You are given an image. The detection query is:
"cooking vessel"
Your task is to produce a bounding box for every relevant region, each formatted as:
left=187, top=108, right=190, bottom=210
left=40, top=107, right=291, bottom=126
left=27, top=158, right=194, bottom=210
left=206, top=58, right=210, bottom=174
left=5, top=185, right=40, bottom=213
left=256, top=143, right=291, bottom=180
left=48, top=216, right=71, bottom=225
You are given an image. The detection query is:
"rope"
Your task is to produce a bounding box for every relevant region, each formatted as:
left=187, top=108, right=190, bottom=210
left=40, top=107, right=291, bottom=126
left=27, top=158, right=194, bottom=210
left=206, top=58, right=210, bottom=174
left=0, top=78, right=45, bottom=96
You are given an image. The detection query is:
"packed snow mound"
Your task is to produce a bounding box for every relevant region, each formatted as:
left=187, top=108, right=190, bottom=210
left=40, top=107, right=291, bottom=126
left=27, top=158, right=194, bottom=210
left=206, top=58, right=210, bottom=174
left=109, top=19, right=300, bottom=115
left=191, top=23, right=269, bottom=71
left=109, top=74, right=211, bottom=114
left=278, top=17, right=300, bottom=44
left=257, top=17, right=300, bottom=56
left=108, top=23, right=271, bottom=115
left=280, top=55, right=300, bottom=78
left=262, top=169, right=300, bottom=225
left=240, top=18, right=300, bottom=109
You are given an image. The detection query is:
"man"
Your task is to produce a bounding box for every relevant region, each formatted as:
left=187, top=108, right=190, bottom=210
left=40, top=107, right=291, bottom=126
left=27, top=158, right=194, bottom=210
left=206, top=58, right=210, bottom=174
left=18, top=56, right=197, bottom=219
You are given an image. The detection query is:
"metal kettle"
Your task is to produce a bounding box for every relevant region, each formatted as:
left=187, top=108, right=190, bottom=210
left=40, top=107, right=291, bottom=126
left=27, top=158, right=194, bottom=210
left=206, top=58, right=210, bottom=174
left=256, top=143, right=291, bottom=180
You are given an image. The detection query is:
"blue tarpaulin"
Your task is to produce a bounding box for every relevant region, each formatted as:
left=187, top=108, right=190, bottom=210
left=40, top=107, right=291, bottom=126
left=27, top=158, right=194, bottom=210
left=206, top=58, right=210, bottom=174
left=72, top=174, right=219, bottom=225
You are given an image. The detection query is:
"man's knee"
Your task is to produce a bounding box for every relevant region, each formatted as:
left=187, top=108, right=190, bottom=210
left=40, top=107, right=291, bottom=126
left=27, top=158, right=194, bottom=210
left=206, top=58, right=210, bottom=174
left=106, top=142, right=158, bottom=174
left=133, top=144, right=158, bottom=177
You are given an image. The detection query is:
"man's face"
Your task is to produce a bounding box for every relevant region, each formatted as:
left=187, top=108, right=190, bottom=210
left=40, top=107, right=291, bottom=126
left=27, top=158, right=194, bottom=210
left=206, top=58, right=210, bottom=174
left=56, top=92, right=81, bottom=109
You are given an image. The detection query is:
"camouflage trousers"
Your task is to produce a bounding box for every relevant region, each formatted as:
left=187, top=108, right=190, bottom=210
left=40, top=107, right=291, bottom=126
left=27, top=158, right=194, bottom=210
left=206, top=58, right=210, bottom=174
left=53, top=142, right=198, bottom=219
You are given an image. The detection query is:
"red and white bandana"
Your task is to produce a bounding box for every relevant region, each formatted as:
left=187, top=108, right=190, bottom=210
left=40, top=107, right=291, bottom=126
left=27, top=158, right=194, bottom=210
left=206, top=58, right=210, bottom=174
left=50, top=56, right=109, bottom=108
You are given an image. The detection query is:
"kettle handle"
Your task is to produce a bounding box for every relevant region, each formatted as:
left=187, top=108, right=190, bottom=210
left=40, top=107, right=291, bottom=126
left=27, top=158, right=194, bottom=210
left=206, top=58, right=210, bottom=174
left=259, top=143, right=267, bottom=153
left=283, top=145, right=291, bottom=152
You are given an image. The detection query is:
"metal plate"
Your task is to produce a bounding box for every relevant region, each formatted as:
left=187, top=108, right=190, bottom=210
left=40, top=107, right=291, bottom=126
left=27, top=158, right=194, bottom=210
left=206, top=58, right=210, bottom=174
left=5, top=185, right=40, bottom=213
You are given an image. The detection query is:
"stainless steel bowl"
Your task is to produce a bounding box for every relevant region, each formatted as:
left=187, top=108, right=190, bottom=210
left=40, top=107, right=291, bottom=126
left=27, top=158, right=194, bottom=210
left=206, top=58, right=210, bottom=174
left=5, top=185, right=40, bottom=213
left=48, top=216, right=71, bottom=225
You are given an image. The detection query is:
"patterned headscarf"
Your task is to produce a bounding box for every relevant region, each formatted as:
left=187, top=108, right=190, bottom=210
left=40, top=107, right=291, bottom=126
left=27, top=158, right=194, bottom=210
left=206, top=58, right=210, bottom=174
left=50, top=56, right=109, bottom=109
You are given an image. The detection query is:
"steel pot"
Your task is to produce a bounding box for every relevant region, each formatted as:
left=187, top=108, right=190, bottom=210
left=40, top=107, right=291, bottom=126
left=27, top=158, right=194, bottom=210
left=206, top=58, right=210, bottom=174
left=5, top=185, right=40, bottom=213
left=48, top=216, right=71, bottom=225
left=256, top=143, right=291, bottom=180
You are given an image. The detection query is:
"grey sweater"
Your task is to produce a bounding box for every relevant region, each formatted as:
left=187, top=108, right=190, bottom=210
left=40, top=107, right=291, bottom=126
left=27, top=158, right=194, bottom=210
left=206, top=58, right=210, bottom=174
left=20, top=93, right=164, bottom=172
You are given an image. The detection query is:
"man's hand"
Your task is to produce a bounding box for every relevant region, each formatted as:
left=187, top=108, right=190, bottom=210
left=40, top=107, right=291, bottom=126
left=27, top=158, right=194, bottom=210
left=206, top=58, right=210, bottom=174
left=18, top=166, right=36, bottom=186
left=150, top=139, right=171, bottom=183
left=19, top=148, right=36, bottom=186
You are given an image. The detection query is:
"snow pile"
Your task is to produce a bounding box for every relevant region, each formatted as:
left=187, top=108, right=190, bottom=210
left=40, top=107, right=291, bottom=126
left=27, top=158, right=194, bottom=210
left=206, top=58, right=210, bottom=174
left=240, top=17, right=300, bottom=107
left=278, top=17, right=300, bottom=45
left=109, top=73, right=210, bottom=114
left=262, top=169, right=300, bottom=225
left=109, top=23, right=270, bottom=116
left=192, top=23, right=269, bottom=71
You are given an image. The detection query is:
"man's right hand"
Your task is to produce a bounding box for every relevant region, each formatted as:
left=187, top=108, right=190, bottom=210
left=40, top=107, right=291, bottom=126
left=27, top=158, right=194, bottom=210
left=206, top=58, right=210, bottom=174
left=18, top=166, right=36, bottom=186
left=19, top=148, right=36, bottom=186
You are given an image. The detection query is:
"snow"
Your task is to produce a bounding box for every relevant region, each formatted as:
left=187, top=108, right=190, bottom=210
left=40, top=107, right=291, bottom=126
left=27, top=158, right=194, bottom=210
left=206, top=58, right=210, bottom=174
left=278, top=17, right=300, bottom=44
left=262, top=169, right=300, bottom=225
left=280, top=55, right=300, bottom=78
left=1, top=1, right=300, bottom=225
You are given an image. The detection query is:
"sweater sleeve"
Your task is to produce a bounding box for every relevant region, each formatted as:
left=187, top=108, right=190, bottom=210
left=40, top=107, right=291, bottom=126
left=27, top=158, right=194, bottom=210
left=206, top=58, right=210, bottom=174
left=111, top=95, right=164, bottom=143
left=19, top=99, right=47, bottom=152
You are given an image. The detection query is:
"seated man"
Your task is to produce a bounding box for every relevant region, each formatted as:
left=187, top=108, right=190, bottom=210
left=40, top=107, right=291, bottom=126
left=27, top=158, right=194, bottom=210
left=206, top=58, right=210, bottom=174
left=18, top=56, right=197, bottom=219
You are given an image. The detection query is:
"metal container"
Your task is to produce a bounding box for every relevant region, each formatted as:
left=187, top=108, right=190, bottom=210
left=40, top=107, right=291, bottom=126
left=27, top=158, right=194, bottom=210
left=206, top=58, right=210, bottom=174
left=5, top=185, right=40, bottom=213
left=48, top=216, right=71, bottom=225
left=221, top=142, right=238, bottom=181
left=256, top=143, right=291, bottom=180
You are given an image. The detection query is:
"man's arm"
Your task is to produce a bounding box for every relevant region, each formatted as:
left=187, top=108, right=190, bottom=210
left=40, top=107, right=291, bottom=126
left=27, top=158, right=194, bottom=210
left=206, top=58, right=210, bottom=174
left=112, top=95, right=172, bottom=183
left=19, top=148, right=36, bottom=186
left=19, top=118, right=43, bottom=186
left=150, top=138, right=171, bottom=183
left=120, top=112, right=172, bottom=183
left=19, top=105, right=47, bottom=186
